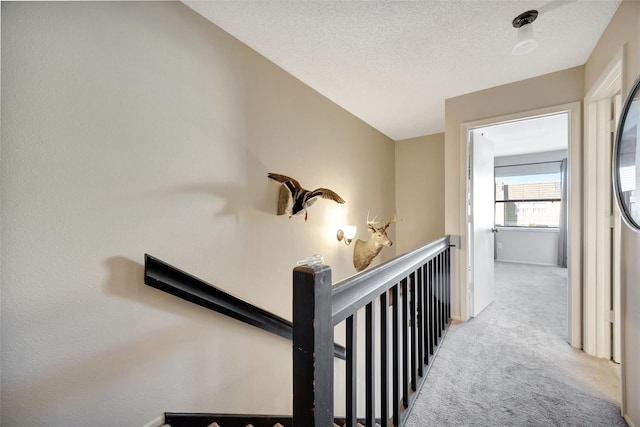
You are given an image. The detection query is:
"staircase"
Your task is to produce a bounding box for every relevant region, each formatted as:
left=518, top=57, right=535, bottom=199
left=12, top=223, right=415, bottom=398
left=145, top=236, right=453, bottom=427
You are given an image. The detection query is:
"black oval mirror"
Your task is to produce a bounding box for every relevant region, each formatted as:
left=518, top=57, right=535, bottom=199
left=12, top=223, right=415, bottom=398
left=614, top=75, right=640, bottom=230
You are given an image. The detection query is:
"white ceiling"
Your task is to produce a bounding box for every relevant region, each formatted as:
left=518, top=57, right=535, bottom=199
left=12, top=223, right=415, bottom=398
left=184, top=0, right=620, bottom=141
left=478, top=113, right=568, bottom=157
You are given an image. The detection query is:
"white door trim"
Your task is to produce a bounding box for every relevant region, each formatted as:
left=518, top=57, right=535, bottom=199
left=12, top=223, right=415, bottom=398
left=583, top=50, right=622, bottom=359
left=459, top=102, right=582, bottom=348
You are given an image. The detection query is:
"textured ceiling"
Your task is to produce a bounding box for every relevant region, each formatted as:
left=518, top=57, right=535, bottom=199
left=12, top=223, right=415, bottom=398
left=184, top=0, right=621, bottom=141
left=480, top=113, right=568, bottom=157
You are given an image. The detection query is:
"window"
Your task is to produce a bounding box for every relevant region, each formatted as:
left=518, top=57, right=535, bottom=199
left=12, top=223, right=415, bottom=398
left=495, top=161, right=562, bottom=228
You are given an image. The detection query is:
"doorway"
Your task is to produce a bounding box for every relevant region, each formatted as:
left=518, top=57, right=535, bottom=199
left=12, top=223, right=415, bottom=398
left=462, top=102, right=582, bottom=348
left=468, top=113, right=569, bottom=327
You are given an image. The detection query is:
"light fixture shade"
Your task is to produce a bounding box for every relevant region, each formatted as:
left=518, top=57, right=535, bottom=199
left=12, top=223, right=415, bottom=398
left=512, top=23, right=538, bottom=55
left=343, top=225, right=357, bottom=240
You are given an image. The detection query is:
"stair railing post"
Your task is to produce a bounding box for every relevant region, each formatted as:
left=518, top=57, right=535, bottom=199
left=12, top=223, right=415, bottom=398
left=293, top=265, right=334, bottom=426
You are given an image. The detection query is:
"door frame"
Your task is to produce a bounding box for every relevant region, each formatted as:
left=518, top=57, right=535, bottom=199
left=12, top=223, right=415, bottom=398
left=459, top=102, right=582, bottom=348
left=583, top=49, right=623, bottom=362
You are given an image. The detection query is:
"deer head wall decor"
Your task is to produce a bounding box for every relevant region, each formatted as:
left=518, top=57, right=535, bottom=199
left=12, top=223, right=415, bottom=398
left=353, top=213, right=399, bottom=272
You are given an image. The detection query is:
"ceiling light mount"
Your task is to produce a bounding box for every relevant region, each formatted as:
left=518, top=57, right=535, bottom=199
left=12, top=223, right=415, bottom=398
left=512, top=10, right=538, bottom=28
left=511, top=9, right=539, bottom=55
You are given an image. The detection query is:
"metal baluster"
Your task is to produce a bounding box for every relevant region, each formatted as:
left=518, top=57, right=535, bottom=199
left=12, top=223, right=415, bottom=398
left=410, top=272, right=417, bottom=390
left=365, top=302, right=375, bottom=427
left=429, top=260, right=436, bottom=353
left=424, top=262, right=431, bottom=364
left=346, top=314, right=357, bottom=427
left=435, top=253, right=442, bottom=342
left=417, top=266, right=424, bottom=376
left=439, top=252, right=445, bottom=335
left=392, top=284, right=400, bottom=427
left=446, top=248, right=451, bottom=323
left=402, top=277, right=409, bottom=410
left=380, top=291, right=389, bottom=427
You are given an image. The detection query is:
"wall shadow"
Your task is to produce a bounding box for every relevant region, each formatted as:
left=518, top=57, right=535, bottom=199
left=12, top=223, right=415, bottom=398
left=159, top=144, right=276, bottom=219
left=2, top=256, right=265, bottom=417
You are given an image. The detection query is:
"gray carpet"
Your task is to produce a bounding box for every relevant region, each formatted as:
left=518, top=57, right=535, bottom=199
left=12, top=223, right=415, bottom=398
left=405, top=261, right=627, bottom=427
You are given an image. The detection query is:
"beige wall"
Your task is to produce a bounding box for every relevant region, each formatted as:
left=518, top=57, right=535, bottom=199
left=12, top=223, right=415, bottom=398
left=585, top=0, right=640, bottom=95
left=395, top=133, right=445, bottom=253
left=0, top=2, right=395, bottom=425
left=585, top=1, right=640, bottom=425
left=444, top=67, right=584, bottom=320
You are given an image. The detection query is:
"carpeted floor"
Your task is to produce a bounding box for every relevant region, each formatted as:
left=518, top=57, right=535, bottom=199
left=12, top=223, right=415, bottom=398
left=405, top=261, right=626, bottom=427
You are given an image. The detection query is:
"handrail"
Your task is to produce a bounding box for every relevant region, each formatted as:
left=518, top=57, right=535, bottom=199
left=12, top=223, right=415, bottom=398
left=143, top=254, right=346, bottom=360
left=293, top=235, right=452, bottom=427
left=332, top=236, right=450, bottom=325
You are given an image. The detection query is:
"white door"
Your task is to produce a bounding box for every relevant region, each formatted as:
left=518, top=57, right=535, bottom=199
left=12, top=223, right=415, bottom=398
left=585, top=86, right=623, bottom=361
left=469, top=131, right=495, bottom=317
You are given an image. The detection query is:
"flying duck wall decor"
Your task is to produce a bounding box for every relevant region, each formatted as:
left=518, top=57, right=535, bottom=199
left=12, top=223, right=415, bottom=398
left=267, top=173, right=345, bottom=221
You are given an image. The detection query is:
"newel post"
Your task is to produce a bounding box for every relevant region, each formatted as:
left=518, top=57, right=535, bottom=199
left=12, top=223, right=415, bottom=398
left=292, top=265, right=334, bottom=426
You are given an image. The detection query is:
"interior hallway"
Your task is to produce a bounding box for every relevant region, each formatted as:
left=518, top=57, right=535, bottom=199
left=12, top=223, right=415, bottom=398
left=406, top=261, right=625, bottom=426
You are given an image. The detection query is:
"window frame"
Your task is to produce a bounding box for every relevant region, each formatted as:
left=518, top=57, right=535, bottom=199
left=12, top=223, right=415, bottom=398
left=494, top=160, right=563, bottom=229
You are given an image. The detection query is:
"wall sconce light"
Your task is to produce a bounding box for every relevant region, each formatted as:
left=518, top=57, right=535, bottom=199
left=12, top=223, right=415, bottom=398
left=337, top=225, right=357, bottom=246
left=512, top=10, right=539, bottom=56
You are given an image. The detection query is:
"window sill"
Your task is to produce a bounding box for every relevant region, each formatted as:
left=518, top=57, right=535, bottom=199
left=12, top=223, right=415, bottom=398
left=496, top=227, right=560, bottom=233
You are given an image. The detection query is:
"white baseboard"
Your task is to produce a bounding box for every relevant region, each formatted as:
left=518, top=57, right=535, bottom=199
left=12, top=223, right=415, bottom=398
left=141, top=415, right=165, bottom=427
left=495, top=259, right=560, bottom=267
left=625, top=414, right=638, bottom=427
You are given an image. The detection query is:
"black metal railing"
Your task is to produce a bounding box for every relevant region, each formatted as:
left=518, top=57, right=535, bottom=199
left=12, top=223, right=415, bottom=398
left=294, top=236, right=451, bottom=427
left=147, top=235, right=452, bottom=427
